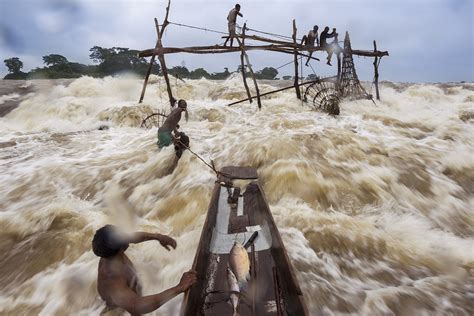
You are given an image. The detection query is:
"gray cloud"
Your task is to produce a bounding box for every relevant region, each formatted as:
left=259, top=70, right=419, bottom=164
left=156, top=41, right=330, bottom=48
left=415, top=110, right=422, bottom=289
left=0, top=0, right=472, bottom=82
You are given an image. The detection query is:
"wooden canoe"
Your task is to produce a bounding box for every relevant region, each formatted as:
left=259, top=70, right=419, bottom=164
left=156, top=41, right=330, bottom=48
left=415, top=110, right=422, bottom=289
left=181, top=166, right=308, bottom=316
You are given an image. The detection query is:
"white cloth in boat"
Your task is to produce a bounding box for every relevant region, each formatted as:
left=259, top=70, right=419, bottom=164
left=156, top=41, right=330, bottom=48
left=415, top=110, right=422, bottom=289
left=209, top=185, right=272, bottom=254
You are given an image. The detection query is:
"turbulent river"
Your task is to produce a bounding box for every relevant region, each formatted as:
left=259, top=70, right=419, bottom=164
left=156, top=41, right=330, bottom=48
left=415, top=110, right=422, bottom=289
left=0, top=76, right=473, bottom=315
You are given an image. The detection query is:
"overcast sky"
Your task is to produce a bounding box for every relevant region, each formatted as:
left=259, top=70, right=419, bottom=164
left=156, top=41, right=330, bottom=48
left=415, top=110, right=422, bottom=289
left=1, top=0, right=473, bottom=82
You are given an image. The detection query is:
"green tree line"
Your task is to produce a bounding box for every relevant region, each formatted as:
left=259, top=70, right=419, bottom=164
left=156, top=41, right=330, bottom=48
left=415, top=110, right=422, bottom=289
left=3, top=47, right=159, bottom=80
left=3, top=46, right=282, bottom=80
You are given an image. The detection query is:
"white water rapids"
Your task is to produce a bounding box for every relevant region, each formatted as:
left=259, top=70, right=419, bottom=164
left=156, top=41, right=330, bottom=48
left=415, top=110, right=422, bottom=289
left=0, top=75, right=473, bottom=315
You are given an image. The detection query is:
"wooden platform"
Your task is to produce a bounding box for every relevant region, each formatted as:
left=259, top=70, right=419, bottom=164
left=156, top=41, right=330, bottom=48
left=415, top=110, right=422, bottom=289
left=138, top=0, right=389, bottom=112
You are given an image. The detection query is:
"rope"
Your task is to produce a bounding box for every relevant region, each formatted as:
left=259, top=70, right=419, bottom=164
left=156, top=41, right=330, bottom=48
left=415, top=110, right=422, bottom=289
left=245, top=27, right=300, bottom=41
left=275, top=59, right=295, bottom=70
left=176, top=139, right=218, bottom=174
left=275, top=55, right=306, bottom=71
left=175, top=139, right=240, bottom=180
left=168, top=21, right=228, bottom=35
left=308, top=62, right=318, bottom=77
left=167, top=20, right=299, bottom=43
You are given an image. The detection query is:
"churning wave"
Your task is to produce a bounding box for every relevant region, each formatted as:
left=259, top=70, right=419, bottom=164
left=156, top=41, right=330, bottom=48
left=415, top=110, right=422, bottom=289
left=0, top=76, right=473, bottom=315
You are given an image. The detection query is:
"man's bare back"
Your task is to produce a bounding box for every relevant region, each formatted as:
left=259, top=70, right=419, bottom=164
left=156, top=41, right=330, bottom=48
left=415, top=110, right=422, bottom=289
left=98, top=254, right=142, bottom=310
left=92, top=226, right=197, bottom=315
left=160, top=107, right=184, bottom=132
left=160, top=100, right=188, bottom=132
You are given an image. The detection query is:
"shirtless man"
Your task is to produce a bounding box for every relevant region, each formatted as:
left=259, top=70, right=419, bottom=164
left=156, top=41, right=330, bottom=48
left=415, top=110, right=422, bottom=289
left=320, top=26, right=338, bottom=66
left=92, top=225, right=197, bottom=315
left=223, top=4, right=243, bottom=47
left=300, top=25, right=319, bottom=66
left=157, top=99, right=188, bottom=149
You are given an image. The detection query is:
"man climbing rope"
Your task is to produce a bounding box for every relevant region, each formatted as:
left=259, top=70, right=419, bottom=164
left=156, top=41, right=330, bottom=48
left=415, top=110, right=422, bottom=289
left=224, top=4, right=243, bottom=47
left=320, top=26, right=338, bottom=66
left=157, top=99, right=189, bottom=152
left=92, top=225, right=197, bottom=315
left=301, top=25, right=319, bottom=66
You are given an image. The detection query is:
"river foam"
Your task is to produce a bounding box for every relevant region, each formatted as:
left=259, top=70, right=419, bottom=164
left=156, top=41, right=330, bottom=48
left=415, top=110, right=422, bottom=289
left=0, top=76, right=473, bottom=315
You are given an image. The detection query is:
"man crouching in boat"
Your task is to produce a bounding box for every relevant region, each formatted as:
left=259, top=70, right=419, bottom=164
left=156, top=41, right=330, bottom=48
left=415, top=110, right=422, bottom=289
left=92, top=225, right=197, bottom=315
left=157, top=99, right=189, bottom=149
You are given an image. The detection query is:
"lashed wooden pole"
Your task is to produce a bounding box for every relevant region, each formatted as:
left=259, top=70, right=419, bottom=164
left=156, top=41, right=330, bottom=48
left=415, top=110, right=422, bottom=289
left=236, top=27, right=261, bottom=109
left=239, top=23, right=252, bottom=103
left=292, top=20, right=301, bottom=100
left=138, top=20, right=161, bottom=103
left=335, top=33, right=342, bottom=88
left=155, top=0, right=175, bottom=107
left=373, top=40, right=380, bottom=100
left=226, top=79, right=321, bottom=106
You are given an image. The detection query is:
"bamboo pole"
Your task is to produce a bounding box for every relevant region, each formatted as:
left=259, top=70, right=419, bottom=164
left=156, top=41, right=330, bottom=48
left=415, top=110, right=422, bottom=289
left=226, top=79, right=321, bottom=106
left=239, top=23, right=252, bottom=103
left=292, top=20, right=301, bottom=99
left=373, top=40, right=380, bottom=100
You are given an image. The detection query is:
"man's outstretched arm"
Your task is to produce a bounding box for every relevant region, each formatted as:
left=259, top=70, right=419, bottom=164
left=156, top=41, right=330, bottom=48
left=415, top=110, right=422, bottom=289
left=106, top=271, right=197, bottom=315
left=127, top=232, right=177, bottom=250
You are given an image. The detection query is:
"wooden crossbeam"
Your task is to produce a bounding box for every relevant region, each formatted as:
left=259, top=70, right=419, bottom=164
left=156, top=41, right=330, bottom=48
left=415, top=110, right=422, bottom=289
left=352, top=49, right=389, bottom=57
left=138, top=45, right=388, bottom=58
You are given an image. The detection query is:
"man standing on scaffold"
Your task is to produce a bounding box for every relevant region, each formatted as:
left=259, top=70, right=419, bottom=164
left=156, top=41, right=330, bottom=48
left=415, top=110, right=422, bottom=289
left=224, top=4, right=243, bottom=47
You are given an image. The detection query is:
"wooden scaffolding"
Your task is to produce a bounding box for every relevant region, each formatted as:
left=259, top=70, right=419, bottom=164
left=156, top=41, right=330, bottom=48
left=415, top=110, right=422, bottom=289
left=138, top=0, right=389, bottom=116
